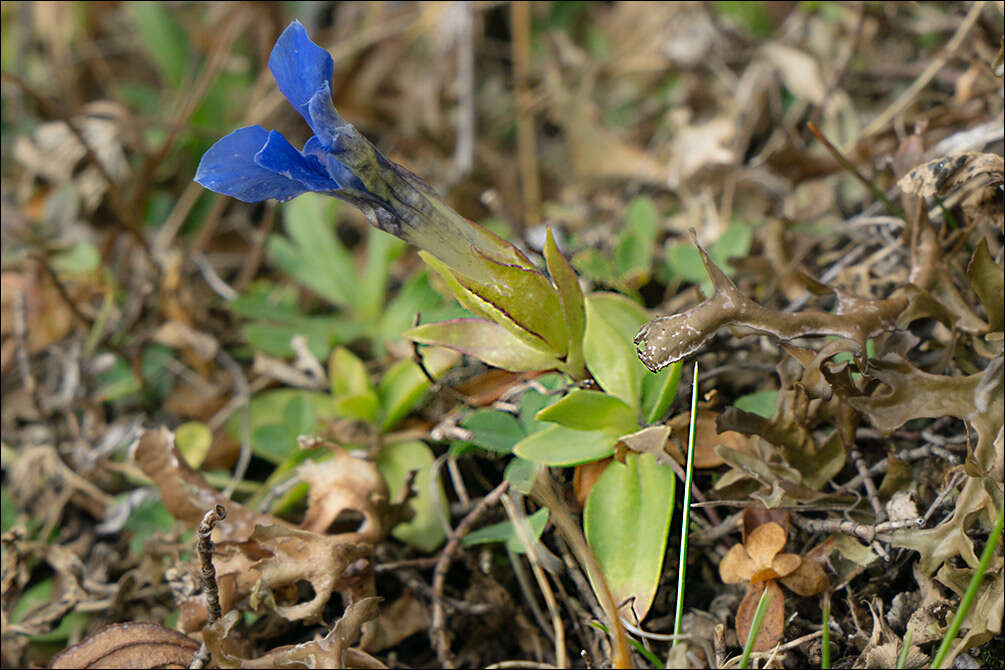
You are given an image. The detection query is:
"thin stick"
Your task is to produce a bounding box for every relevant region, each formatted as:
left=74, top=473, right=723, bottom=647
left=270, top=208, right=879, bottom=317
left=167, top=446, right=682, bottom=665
left=807, top=121, right=903, bottom=218
left=672, top=362, right=699, bottom=647
left=854, top=2, right=986, bottom=143
left=502, top=493, right=567, bottom=668
left=430, top=480, right=510, bottom=668
left=849, top=449, right=885, bottom=523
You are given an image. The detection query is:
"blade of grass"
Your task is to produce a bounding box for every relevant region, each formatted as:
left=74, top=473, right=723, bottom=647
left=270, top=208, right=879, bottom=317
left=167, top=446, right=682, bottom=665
left=930, top=505, right=1005, bottom=669
left=806, top=121, right=903, bottom=219
left=822, top=591, right=831, bottom=669
left=896, top=627, right=914, bottom=669
left=672, top=362, right=699, bottom=647
left=739, top=585, right=774, bottom=670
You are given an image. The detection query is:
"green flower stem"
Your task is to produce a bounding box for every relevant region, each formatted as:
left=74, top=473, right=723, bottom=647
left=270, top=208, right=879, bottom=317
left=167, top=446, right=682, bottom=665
left=672, top=362, right=699, bottom=647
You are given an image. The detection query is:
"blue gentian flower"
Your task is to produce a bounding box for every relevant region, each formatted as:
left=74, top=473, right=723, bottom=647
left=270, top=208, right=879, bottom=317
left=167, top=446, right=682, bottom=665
left=195, top=20, right=521, bottom=282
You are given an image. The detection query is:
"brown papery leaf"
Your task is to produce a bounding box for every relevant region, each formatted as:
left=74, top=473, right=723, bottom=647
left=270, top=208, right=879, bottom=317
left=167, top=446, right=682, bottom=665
left=50, top=622, right=199, bottom=669
left=667, top=411, right=751, bottom=469
left=131, top=426, right=292, bottom=543
left=780, top=554, right=830, bottom=596
left=770, top=553, right=802, bottom=580
left=742, top=507, right=789, bottom=545
left=744, top=523, right=787, bottom=569
left=735, top=581, right=785, bottom=653
left=720, top=543, right=757, bottom=584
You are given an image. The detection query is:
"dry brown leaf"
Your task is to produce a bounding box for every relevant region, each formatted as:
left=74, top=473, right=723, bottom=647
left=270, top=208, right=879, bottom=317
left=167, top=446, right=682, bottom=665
left=745, top=523, right=787, bottom=567
left=50, top=622, right=199, bottom=669
left=667, top=411, right=751, bottom=469
left=132, top=426, right=289, bottom=543
left=298, top=445, right=404, bottom=543
left=720, top=543, right=757, bottom=584
left=761, top=43, right=826, bottom=105
left=735, top=581, right=786, bottom=653
left=573, top=458, right=612, bottom=510
left=779, top=554, right=829, bottom=596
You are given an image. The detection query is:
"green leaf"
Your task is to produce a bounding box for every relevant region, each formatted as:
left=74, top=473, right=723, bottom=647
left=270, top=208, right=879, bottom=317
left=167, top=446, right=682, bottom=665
left=269, top=194, right=357, bottom=309
left=583, top=293, right=648, bottom=407
left=406, top=319, right=562, bottom=373
left=230, top=390, right=336, bottom=463
left=642, top=360, right=683, bottom=424
left=545, top=228, right=586, bottom=377
left=504, top=457, right=541, bottom=495
left=584, top=452, right=676, bottom=621
left=513, top=424, right=620, bottom=466
left=358, top=228, right=405, bottom=320
left=127, top=2, right=190, bottom=87
left=378, top=347, right=459, bottom=432
left=519, top=385, right=559, bottom=435
left=51, top=241, right=101, bottom=274
left=464, top=508, right=550, bottom=554
left=122, top=497, right=177, bottom=556
left=734, top=390, right=777, bottom=418
left=375, top=440, right=447, bottom=552
left=536, top=390, right=638, bottom=433
left=456, top=256, right=569, bottom=357
left=329, top=346, right=372, bottom=397
left=614, top=196, right=658, bottom=281
left=462, top=409, right=526, bottom=454
left=175, top=421, right=212, bottom=469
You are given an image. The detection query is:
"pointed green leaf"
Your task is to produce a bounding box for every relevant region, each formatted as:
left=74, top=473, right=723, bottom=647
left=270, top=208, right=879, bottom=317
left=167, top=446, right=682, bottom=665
left=406, top=318, right=562, bottom=372
left=268, top=194, right=357, bottom=309
left=464, top=508, right=550, bottom=554
left=545, top=228, right=586, bottom=377
left=513, top=424, right=619, bottom=466
left=536, top=389, right=638, bottom=434
left=584, top=452, right=676, bottom=622
left=457, top=253, right=569, bottom=356
left=375, top=440, right=447, bottom=552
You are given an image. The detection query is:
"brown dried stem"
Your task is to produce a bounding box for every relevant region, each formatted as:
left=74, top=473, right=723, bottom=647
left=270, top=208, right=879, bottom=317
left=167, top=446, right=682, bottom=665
left=197, top=504, right=227, bottom=624
left=430, top=480, right=510, bottom=668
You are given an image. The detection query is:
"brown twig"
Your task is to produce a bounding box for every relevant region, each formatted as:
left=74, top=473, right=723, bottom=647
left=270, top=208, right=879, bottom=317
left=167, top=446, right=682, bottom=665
left=792, top=513, right=923, bottom=544
left=197, top=504, right=227, bottom=624
left=849, top=449, right=885, bottom=524
left=430, top=480, right=510, bottom=668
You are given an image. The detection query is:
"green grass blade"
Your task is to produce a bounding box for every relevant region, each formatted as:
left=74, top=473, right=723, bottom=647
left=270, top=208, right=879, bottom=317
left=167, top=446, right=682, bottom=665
left=590, top=621, right=663, bottom=668
left=822, top=592, right=831, bottom=669
left=930, top=506, right=1005, bottom=669
left=739, top=585, right=774, bottom=669
left=671, top=362, right=699, bottom=647
left=896, top=627, right=913, bottom=669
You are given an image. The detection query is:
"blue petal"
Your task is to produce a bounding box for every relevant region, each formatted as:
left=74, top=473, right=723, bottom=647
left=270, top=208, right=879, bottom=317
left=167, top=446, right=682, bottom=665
left=305, top=81, right=350, bottom=151
left=255, top=130, right=340, bottom=192
left=269, top=21, right=333, bottom=125
left=194, top=126, right=309, bottom=203
left=303, top=136, right=366, bottom=191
